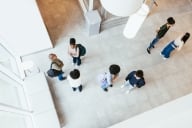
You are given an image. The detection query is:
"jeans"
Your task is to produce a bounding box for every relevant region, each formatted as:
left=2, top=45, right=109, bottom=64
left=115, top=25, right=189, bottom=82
left=73, top=56, right=81, bottom=66
left=148, top=36, right=160, bottom=49
left=161, top=41, right=175, bottom=58
left=58, top=73, right=65, bottom=81
left=124, top=80, right=135, bottom=91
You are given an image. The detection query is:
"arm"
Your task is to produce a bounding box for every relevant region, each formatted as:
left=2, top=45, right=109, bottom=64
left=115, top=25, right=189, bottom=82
left=76, top=46, right=80, bottom=57
left=125, top=71, right=135, bottom=81
left=174, top=36, right=184, bottom=51
left=156, top=28, right=160, bottom=33
left=68, top=46, right=72, bottom=56
left=176, top=42, right=183, bottom=51
left=136, top=78, right=145, bottom=88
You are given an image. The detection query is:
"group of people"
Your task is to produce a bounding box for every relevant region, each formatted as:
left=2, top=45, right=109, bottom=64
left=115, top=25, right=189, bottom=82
left=147, top=17, right=190, bottom=59
left=48, top=17, right=190, bottom=94
left=97, top=64, right=145, bottom=93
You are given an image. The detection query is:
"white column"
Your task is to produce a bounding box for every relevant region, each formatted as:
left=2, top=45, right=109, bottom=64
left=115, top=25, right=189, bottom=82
left=88, top=0, right=94, bottom=11
left=78, top=0, right=88, bottom=13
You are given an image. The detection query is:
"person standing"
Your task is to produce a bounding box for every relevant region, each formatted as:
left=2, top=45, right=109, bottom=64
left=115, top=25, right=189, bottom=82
left=161, top=32, right=190, bottom=59
left=121, top=70, right=145, bottom=94
left=98, top=64, right=121, bottom=92
left=147, top=17, right=175, bottom=54
left=48, top=53, right=66, bottom=80
left=67, top=69, right=83, bottom=92
left=68, top=38, right=81, bottom=67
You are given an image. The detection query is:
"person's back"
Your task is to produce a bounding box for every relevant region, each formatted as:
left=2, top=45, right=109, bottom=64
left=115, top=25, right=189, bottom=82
left=67, top=69, right=83, bottom=92
left=122, top=70, right=145, bottom=93
left=147, top=17, right=175, bottom=54
left=98, top=64, right=121, bottom=92
left=48, top=53, right=66, bottom=80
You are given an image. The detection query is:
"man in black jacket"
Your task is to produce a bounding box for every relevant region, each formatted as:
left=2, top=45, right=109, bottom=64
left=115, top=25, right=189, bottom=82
left=121, top=70, right=145, bottom=94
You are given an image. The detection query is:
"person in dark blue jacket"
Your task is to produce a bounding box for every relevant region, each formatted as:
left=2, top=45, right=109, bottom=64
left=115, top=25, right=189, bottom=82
left=121, top=70, right=145, bottom=94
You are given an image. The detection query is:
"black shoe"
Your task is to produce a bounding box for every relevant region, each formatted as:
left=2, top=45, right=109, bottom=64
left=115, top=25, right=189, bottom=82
left=147, top=48, right=151, bottom=54
left=72, top=88, right=76, bottom=91
left=152, top=46, right=155, bottom=48
left=104, top=88, right=108, bottom=92
left=79, top=85, right=83, bottom=92
left=109, top=84, right=113, bottom=87
left=59, top=77, right=66, bottom=81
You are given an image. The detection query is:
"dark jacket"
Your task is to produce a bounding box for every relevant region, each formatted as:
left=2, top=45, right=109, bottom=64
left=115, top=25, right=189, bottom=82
left=157, top=24, right=170, bottom=38
left=125, top=71, right=145, bottom=88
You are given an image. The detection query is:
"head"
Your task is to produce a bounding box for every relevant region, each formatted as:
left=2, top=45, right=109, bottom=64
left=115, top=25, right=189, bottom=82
left=181, top=32, right=190, bottom=44
left=70, top=69, right=80, bottom=79
left=49, top=53, right=57, bottom=61
left=135, top=70, right=144, bottom=78
left=109, top=64, right=120, bottom=76
left=70, top=38, right=76, bottom=49
left=167, top=17, right=175, bottom=26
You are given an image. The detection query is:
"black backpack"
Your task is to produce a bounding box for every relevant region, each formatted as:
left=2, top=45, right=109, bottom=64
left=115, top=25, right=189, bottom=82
left=136, top=78, right=145, bottom=88
left=47, top=62, right=63, bottom=77
left=77, top=44, right=86, bottom=56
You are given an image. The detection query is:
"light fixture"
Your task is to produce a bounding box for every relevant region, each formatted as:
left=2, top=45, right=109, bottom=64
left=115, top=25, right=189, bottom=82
left=123, top=3, right=149, bottom=38
left=100, top=0, right=150, bottom=39
left=100, top=0, right=143, bottom=17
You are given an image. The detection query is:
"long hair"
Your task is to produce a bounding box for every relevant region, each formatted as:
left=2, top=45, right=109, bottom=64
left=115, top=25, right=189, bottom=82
left=181, top=32, right=190, bottom=44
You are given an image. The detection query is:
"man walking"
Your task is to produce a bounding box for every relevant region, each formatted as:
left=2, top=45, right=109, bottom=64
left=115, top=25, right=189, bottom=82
left=147, top=17, right=175, bottom=54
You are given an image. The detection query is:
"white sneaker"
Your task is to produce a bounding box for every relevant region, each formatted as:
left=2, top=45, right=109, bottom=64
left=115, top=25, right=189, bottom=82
left=121, top=84, right=125, bottom=88
left=72, top=63, right=75, bottom=66
left=75, top=65, right=80, bottom=69
left=126, top=90, right=130, bottom=94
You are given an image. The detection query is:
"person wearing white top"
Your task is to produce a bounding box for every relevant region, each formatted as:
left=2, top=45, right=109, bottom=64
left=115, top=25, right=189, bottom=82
left=67, top=69, right=82, bottom=92
left=68, top=38, right=81, bottom=66
left=161, top=32, right=190, bottom=59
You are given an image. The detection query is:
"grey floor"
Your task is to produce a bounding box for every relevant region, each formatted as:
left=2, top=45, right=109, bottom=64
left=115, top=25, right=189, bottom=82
left=23, top=0, right=192, bottom=128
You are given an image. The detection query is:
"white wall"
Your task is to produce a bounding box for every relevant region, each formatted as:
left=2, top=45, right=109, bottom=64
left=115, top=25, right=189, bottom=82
left=0, top=0, right=52, bottom=56
left=109, top=93, right=192, bottom=128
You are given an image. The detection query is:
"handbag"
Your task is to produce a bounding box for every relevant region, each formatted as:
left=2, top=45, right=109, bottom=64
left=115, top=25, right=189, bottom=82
left=47, top=62, right=63, bottom=77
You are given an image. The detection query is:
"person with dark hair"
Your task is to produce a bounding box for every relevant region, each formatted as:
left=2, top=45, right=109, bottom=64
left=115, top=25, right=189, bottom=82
left=161, top=32, right=190, bottom=59
left=67, top=69, right=83, bottom=92
left=98, top=64, right=120, bottom=92
left=68, top=38, right=81, bottom=67
left=48, top=53, right=66, bottom=80
left=121, top=70, right=145, bottom=94
left=147, top=17, right=175, bottom=54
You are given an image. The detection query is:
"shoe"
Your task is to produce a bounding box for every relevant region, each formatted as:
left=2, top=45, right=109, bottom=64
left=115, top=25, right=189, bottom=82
left=79, top=85, right=83, bottom=92
left=103, top=88, right=108, bottom=92
left=72, top=63, right=75, bottom=66
left=163, top=57, right=167, bottom=60
left=147, top=48, right=151, bottom=54
left=126, top=90, right=130, bottom=94
left=121, top=84, right=125, bottom=88
left=72, top=88, right=76, bottom=91
left=62, top=77, right=67, bottom=80
left=75, top=65, right=80, bottom=69
left=152, top=46, right=155, bottom=48
left=109, top=84, right=113, bottom=87
left=59, top=76, right=66, bottom=81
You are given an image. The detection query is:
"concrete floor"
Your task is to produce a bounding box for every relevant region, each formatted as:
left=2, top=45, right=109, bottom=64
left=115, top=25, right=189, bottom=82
left=23, top=0, right=192, bottom=128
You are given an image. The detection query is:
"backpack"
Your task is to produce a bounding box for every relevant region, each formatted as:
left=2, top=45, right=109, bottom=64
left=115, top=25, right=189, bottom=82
left=77, top=44, right=86, bottom=56
left=47, top=62, right=63, bottom=77
left=136, top=78, right=145, bottom=88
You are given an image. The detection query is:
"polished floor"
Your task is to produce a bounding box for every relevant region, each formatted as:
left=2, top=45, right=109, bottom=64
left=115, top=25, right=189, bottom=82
left=23, top=0, right=192, bottom=128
